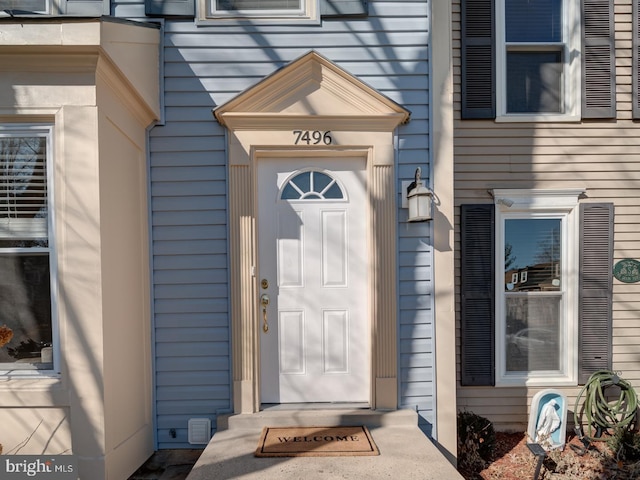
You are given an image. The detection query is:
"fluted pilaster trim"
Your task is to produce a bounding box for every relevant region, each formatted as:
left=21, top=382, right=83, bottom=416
left=371, top=164, right=397, bottom=379
left=229, top=165, right=256, bottom=386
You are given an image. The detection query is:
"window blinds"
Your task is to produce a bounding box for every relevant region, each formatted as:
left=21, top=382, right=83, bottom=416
left=0, top=136, right=48, bottom=240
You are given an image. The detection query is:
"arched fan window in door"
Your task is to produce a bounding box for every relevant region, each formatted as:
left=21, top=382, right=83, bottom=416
left=280, top=170, right=345, bottom=200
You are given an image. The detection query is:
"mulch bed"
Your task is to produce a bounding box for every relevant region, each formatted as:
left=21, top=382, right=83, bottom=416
left=461, top=431, right=640, bottom=480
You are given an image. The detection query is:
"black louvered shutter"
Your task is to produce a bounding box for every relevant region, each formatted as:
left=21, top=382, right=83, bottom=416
left=578, top=203, right=614, bottom=384
left=582, top=0, right=616, bottom=118
left=460, top=204, right=495, bottom=386
left=633, top=0, right=640, bottom=118
left=461, top=0, right=495, bottom=119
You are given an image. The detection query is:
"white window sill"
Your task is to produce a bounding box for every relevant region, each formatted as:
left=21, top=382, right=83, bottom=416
left=196, top=16, right=321, bottom=25
left=496, top=375, right=576, bottom=388
left=0, top=370, right=60, bottom=379
left=496, top=114, right=581, bottom=123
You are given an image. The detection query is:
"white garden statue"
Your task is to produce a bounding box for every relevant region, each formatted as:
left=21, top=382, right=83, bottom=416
left=528, top=389, right=567, bottom=451
left=535, top=399, right=561, bottom=442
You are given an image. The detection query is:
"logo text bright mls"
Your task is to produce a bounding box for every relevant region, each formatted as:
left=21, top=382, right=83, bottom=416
left=2, top=456, right=76, bottom=479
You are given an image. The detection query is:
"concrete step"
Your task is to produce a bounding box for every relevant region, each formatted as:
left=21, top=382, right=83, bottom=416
left=186, top=409, right=464, bottom=480
left=217, top=408, right=418, bottom=431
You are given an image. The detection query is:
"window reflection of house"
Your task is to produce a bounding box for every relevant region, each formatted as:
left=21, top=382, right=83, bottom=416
left=505, top=261, right=560, bottom=292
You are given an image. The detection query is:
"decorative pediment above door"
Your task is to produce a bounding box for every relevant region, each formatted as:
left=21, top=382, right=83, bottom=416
left=214, top=50, right=410, bottom=129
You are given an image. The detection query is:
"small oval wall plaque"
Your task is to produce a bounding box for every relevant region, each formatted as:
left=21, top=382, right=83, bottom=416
left=613, top=259, right=640, bottom=283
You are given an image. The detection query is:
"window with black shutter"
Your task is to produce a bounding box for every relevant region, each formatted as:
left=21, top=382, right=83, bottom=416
left=460, top=0, right=616, bottom=120
left=460, top=195, right=613, bottom=387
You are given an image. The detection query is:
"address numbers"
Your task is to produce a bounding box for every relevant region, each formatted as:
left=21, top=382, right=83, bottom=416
left=293, top=130, right=332, bottom=145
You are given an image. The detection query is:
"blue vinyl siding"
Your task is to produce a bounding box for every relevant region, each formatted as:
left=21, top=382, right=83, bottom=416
left=113, top=0, right=433, bottom=448
left=398, top=223, right=434, bottom=433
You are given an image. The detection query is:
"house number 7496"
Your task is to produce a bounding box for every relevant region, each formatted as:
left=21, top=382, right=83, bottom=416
left=293, top=130, right=332, bottom=145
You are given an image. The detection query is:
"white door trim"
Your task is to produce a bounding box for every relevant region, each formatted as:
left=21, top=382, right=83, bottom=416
left=228, top=146, right=398, bottom=413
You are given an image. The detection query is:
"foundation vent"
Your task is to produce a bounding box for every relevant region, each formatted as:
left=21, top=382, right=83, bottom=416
left=188, top=418, right=211, bottom=444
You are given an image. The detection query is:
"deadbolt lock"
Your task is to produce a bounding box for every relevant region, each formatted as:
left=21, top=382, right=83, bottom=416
left=261, top=279, right=269, bottom=289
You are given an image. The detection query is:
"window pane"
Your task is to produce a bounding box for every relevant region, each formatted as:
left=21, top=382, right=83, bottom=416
left=312, top=172, right=343, bottom=199
left=322, top=183, right=343, bottom=199
left=505, top=0, right=562, bottom=43
left=281, top=184, right=301, bottom=200
left=505, top=218, right=562, bottom=291
left=216, top=0, right=300, bottom=10
left=0, top=0, right=47, bottom=12
left=505, top=295, right=560, bottom=372
left=0, top=239, right=47, bottom=248
left=292, top=171, right=311, bottom=192
left=507, top=51, right=562, bottom=113
left=0, top=254, right=52, bottom=369
left=0, top=136, right=48, bottom=240
left=312, top=172, right=332, bottom=192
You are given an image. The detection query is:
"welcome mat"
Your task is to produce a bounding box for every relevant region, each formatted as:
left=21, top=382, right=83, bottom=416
left=255, top=426, right=379, bottom=457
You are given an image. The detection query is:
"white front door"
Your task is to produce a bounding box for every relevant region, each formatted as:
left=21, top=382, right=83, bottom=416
left=258, top=157, right=370, bottom=404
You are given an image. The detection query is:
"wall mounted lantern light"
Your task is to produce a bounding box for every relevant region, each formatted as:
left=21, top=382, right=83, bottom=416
left=406, top=167, right=432, bottom=222
left=495, top=197, right=514, bottom=207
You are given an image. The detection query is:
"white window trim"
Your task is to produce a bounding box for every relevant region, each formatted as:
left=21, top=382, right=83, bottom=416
left=197, top=0, right=319, bottom=25
left=495, top=0, right=581, bottom=122
left=493, top=189, right=583, bottom=387
left=0, top=124, right=59, bottom=378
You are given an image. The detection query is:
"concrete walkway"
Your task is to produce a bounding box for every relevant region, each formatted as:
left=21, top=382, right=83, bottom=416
left=186, top=409, right=463, bottom=480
